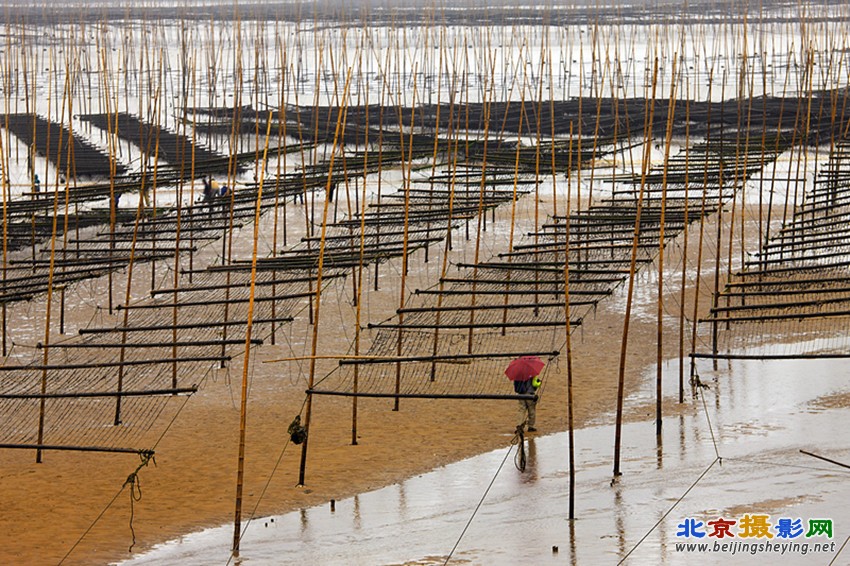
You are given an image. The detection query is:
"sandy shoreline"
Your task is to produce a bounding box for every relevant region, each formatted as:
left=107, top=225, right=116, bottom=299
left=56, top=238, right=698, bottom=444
left=0, top=192, right=739, bottom=565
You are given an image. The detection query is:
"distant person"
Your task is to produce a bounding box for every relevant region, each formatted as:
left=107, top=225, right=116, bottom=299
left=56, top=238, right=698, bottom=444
left=28, top=144, right=37, bottom=176
left=202, top=176, right=214, bottom=204
left=218, top=183, right=230, bottom=198
left=33, top=174, right=40, bottom=194
left=515, top=375, right=542, bottom=433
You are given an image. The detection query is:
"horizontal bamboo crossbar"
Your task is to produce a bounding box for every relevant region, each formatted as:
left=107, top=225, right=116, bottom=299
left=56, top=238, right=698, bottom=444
left=699, top=308, right=850, bottom=323
left=50, top=339, right=263, bottom=349
left=306, top=390, right=537, bottom=401
left=79, top=317, right=293, bottom=334
left=116, top=292, right=314, bottom=310
left=709, top=294, right=850, bottom=315
left=150, top=274, right=338, bottom=296
left=397, top=301, right=588, bottom=314
left=367, top=320, right=582, bottom=330
left=0, top=387, right=197, bottom=399
left=0, top=444, right=150, bottom=455
left=0, top=356, right=230, bottom=372
left=690, top=352, right=850, bottom=360
left=337, top=350, right=559, bottom=365
left=415, top=288, right=609, bottom=296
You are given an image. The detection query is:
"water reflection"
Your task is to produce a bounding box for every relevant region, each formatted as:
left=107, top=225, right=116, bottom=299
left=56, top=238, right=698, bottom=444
left=352, top=494, right=361, bottom=531
left=568, top=518, right=577, bottom=565
left=122, top=357, right=850, bottom=565
left=299, top=508, right=308, bottom=536
left=397, top=481, right=408, bottom=520
left=523, top=437, right=538, bottom=483
left=613, top=480, right=626, bottom=561
left=656, top=433, right=663, bottom=470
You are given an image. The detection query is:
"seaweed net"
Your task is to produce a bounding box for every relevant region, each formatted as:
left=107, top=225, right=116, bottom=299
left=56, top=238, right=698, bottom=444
left=0, top=266, right=311, bottom=451
left=0, top=173, right=321, bottom=305
left=0, top=149, right=593, bottom=451
left=311, top=132, right=789, bottom=398
left=0, top=174, right=325, bottom=452
left=699, top=136, right=850, bottom=359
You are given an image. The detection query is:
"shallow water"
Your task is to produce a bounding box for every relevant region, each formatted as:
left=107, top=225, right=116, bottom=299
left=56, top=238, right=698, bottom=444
left=121, top=355, right=850, bottom=565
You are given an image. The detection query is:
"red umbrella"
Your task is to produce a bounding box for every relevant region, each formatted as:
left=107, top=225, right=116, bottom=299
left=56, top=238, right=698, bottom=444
left=504, top=355, right=545, bottom=382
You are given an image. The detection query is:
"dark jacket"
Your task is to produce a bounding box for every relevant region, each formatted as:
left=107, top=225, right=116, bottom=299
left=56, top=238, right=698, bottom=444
left=514, top=379, right=535, bottom=395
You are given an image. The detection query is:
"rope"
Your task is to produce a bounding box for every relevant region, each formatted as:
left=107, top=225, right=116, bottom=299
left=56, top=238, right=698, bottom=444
left=513, top=426, right=527, bottom=472
left=59, top=359, right=217, bottom=563
left=617, top=308, right=725, bottom=564
left=723, top=456, right=850, bottom=475
left=58, top=485, right=126, bottom=565
left=124, top=450, right=156, bottom=553
left=225, top=395, right=309, bottom=566
left=444, top=430, right=521, bottom=565
left=618, top=457, right=720, bottom=565
left=829, top=534, right=850, bottom=566
left=696, top=379, right=721, bottom=460
left=57, top=449, right=155, bottom=565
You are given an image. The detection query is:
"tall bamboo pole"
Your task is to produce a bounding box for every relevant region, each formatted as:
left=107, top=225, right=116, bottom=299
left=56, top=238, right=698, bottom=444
left=220, top=14, right=245, bottom=368
left=35, top=52, right=75, bottom=463
left=678, top=78, right=691, bottom=404
left=231, top=113, right=275, bottom=558
left=0, top=58, right=8, bottom=356
left=710, top=73, right=728, bottom=365
left=428, top=50, right=461, bottom=382
left=656, top=55, right=678, bottom=436
left=298, top=68, right=353, bottom=486
left=115, top=84, right=163, bottom=426
left=564, top=123, right=575, bottom=520
left=613, top=57, right=659, bottom=478
left=689, top=72, right=714, bottom=379
left=393, top=66, right=418, bottom=411
left=352, top=48, right=370, bottom=445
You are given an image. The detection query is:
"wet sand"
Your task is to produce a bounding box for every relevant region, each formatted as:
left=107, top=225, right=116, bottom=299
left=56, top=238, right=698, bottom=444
left=120, top=355, right=850, bottom=565
left=0, top=198, right=788, bottom=565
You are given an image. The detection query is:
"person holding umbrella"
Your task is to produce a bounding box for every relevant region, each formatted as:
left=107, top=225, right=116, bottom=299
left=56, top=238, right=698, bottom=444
left=505, top=356, right=545, bottom=433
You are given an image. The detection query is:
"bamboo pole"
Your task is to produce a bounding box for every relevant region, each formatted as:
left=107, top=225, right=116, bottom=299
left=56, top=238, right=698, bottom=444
left=352, top=53, right=369, bottom=444
left=393, top=65, right=418, bottom=411
left=564, top=123, right=575, bottom=520
left=34, top=51, right=75, bottom=464
left=427, top=40, right=461, bottom=382
left=678, top=78, right=691, bottom=404
left=114, top=83, right=163, bottom=426
left=99, top=27, right=119, bottom=316
left=270, top=29, right=288, bottom=346
left=232, top=111, right=275, bottom=559
left=613, top=57, right=659, bottom=478
left=500, top=62, right=527, bottom=335
left=298, top=68, right=353, bottom=486
left=220, top=14, right=245, bottom=369
left=171, top=35, right=190, bottom=389
left=689, top=72, right=714, bottom=379
left=148, top=47, right=164, bottom=294
left=0, top=90, right=7, bottom=356
left=655, top=55, right=678, bottom=436
left=710, top=73, right=727, bottom=365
